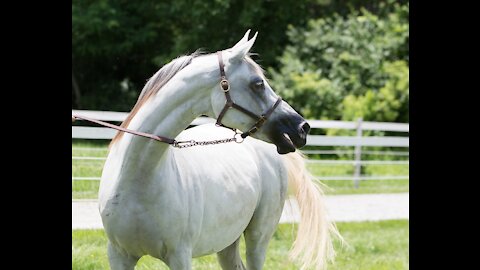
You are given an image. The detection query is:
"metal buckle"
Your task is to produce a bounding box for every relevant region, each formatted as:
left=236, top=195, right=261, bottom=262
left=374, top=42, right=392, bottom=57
left=220, top=79, right=230, bottom=92
left=248, top=126, right=259, bottom=134
left=256, top=116, right=266, bottom=126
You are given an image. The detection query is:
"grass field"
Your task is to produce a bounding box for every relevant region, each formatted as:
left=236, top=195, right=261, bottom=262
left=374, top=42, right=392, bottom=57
left=72, top=140, right=409, bottom=199
left=72, top=219, right=408, bottom=270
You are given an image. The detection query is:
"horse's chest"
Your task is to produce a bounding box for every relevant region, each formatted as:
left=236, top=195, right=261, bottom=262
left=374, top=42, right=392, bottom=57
left=100, top=191, right=185, bottom=258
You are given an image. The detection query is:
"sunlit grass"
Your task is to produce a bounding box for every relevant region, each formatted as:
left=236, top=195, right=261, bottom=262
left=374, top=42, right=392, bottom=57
left=72, top=180, right=101, bottom=199
left=72, top=220, right=408, bottom=270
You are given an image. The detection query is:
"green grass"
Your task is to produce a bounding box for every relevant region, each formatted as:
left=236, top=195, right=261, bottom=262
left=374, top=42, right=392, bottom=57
left=73, top=181, right=101, bottom=199
left=72, top=220, right=408, bottom=270
left=72, top=140, right=409, bottom=199
left=306, top=163, right=409, bottom=177
left=320, top=179, right=409, bottom=195
left=306, top=162, right=409, bottom=195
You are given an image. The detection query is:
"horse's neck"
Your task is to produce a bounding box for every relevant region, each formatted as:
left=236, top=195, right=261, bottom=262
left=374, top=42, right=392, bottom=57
left=112, top=65, right=215, bottom=173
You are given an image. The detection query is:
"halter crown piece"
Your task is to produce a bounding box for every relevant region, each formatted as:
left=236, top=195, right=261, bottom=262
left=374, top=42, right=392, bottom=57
left=71, top=51, right=282, bottom=148
left=215, top=51, right=282, bottom=139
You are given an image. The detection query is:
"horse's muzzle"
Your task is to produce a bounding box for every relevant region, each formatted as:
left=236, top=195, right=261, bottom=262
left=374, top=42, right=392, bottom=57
left=269, top=116, right=310, bottom=154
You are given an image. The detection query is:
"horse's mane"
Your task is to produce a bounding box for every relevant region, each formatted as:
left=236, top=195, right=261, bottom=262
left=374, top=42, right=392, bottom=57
left=110, top=50, right=202, bottom=145
left=110, top=51, right=264, bottom=146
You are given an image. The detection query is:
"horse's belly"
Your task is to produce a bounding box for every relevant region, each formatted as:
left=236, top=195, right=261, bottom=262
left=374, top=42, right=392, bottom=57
left=191, top=188, right=258, bottom=257
left=100, top=166, right=261, bottom=259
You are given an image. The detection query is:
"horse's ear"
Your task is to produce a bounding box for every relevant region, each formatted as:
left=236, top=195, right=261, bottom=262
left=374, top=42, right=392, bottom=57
left=230, top=29, right=251, bottom=50
left=228, top=31, right=258, bottom=63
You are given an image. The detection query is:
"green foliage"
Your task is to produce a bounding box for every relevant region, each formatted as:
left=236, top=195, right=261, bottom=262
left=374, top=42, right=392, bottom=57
left=72, top=0, right=409, bottom=114
left=269, top=2, right=409, bottom=122
left=276, top=71, right=343, bottom=120
left=72, top=0, right=321, bottom=110
left=341, top=60, right=409, bottom=123
left=73, top=1, right=175, bottom=110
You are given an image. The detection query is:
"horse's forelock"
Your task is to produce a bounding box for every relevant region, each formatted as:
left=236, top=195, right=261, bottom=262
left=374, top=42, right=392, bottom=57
left=245, top=54, right=266, bottom=77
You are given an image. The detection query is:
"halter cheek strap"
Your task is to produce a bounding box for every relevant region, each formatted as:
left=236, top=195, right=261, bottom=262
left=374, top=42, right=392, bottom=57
left=215, top=51, right=282, bottom=139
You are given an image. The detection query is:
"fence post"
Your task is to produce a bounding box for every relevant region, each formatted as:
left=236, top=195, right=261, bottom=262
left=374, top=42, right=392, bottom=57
left=353, top=118, right=363, bottom=189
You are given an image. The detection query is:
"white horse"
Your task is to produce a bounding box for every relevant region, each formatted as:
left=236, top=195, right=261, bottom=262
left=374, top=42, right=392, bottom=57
left=98, top=30, right=339, bottom=270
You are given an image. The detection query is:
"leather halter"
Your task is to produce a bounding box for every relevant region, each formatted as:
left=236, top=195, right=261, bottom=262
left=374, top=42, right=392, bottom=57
left=215, top=51, right=282, bottom=139
left=72, top=51, right=282, bottom=146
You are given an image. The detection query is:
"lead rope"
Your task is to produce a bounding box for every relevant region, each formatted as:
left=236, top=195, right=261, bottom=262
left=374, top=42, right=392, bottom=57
left=72, top=115, right=243, bottom=148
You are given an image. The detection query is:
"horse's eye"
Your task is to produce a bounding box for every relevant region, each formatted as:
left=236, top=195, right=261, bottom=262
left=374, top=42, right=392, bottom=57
left=252, top=80, right=264, bottom=91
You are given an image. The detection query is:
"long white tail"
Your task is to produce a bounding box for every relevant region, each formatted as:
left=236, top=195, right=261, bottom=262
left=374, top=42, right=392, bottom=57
left=282, top=152, right=343, bottom=270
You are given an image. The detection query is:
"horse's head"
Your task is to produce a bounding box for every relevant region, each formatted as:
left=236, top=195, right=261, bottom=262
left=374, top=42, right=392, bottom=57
left=209, top=30, right=310, bottom=154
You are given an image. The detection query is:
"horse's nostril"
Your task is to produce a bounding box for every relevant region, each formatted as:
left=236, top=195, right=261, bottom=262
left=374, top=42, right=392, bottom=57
left=300, top=122, right=311, bottom=134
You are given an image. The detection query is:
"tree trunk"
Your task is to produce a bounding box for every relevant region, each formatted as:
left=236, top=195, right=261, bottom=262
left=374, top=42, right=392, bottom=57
left=72, top=70, right=81, bottom=108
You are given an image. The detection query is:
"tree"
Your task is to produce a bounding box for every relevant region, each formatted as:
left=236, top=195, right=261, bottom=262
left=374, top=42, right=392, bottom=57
left=269, top=2, right=409, bottom=123
left=72, top=0, right=408, bottom=111
left=72, top=0, right=318, bottom=110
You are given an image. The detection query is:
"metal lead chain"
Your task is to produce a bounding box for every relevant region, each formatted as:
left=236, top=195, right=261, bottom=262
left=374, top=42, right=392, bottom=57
left=172, top=131, right=245, bottom=148
left=173, top=137, right=237, bottom=148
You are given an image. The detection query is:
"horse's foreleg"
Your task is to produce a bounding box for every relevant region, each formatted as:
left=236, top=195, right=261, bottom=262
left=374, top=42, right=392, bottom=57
left=107, top=241, right=139, bottom=270
left=217, top=237, right=246, bottom=270
left=164, top=247, right=192, bottom=270
left=244, top=209, right=282, bottom=270
left=243, top=194, right=286, bottom=270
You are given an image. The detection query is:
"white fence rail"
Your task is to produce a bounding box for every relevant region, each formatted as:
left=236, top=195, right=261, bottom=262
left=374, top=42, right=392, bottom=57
left=72, top=110, right=409, bottom=187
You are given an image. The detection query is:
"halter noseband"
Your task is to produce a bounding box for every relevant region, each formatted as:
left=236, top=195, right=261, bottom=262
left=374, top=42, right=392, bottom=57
left=215, top=51, right=282, bottom=139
